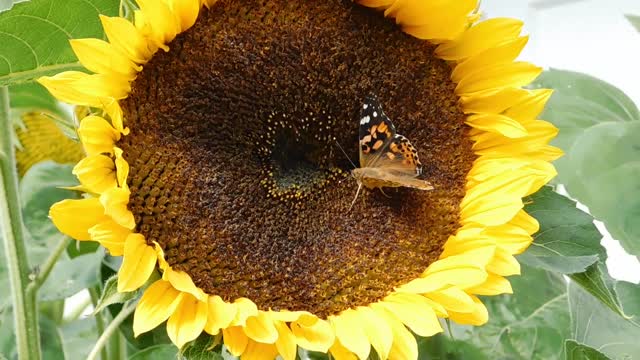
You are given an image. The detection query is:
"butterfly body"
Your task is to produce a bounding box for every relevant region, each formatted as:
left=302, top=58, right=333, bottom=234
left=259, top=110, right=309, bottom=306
left=349, top=95, right=433, bottom=208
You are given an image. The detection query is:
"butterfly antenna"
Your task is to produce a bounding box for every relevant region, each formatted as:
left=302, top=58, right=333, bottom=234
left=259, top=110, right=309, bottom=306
left=349, top=182, right=362, bottom=211
left=335, top=141, right=357, bottom=169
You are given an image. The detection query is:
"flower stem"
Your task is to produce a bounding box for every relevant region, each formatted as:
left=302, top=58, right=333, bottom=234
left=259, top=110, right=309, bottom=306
left=0, top=86, right=41, bottom=359
left=89, top=286, right=108, bottom=360
left=87, top=301, right=136, bottom=360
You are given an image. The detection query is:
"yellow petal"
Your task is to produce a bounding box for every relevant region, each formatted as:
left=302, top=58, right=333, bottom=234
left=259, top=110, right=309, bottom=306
left=100, top=187, right=135, bottom=229
left=377, top=293, right=442, bottom=337
left=448, top=295, right=488, bottom=325
left=504, top=89, right=554, bottom=123
left=167, top=293, right=208, bottom=348
left=330, top=310, right=370, bottom=360
left=230, top=298, right=259, bottom=327
left=452, top=36, right=528, bottom=83
left=467, top=273, right=513, bottom=295
left=399, top=0, right=477, bottom=41
left=113, top=147, right=129, bottom=187
left=459, top=87, right=532, bottom=114
left=472, top=120, right=560, bottom=157
left=118, top=234, right=157, bottom=292
left=241, top=340, right=279, bottom=360
left=436, top=18, right=524, bottom=60
left=70, top=38, right=140, bottom=78
left=99, top=15, right=152, bottom=63
left=274, top=321, right=297, bottom=360
left=153, top=241, right=170, bottom=271
left=133, top=280, right=183, bottom=336
left=372, top=307, right=418, bottom=360
left=137, top=0, right=180, bottom=45
left=329, top=339, right=357, bottom=360
left=487, top=247, right=521, bottom=276
left=354, top=307, right=392, bottom=360
left=77, top=115, right=121, bottom=156
left=88, top=218, right=131, bottom=256
left=169, top=0, right=200, bottom=31
left=290, top=317, right=335, bottom=353
left=456, top=62, right=542, bottom=95
left=425, top=287, right=476, bottom=313
left=38, top=71, right=109, bottom=107
left=73, top=154, right=117, bottom=194
left=223, top=326, right=249, bottom=357
left=102, top=100, right=128, bottom=134
left=71, top=73, right=131, bottom=100
left=268, top=310, right=314, bottom=323
left=466, top=113, right=528, bottom=138
left=243, top=312, right=278, bottom=344
left=49, top=198, right=107, bottom=240
left=204, top=295, right=236, bottom=335
left=164, top=268, right=207, bottom=301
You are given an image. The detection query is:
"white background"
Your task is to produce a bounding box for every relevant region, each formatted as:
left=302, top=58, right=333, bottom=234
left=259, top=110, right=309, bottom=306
left=483, top=0, right=640, bottom=283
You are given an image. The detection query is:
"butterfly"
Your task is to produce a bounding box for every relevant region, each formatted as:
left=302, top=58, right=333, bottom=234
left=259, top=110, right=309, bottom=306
left=349, top=95, right=434, bottom=209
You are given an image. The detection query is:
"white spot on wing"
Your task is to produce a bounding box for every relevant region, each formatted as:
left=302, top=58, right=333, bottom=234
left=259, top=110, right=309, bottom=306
left=360, top=116, right=370, bottom=125
left=363, top=104, right=368, bottom=109
left=373, top=111, right=378, bottom=117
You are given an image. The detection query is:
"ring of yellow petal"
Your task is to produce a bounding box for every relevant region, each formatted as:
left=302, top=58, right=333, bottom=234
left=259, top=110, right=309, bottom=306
left=39, top=0, right=561, bottom=358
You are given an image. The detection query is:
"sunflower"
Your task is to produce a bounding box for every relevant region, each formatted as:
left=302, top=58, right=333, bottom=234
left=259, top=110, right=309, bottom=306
left=38, top=0, right=561, bottom=358
left=14, top=112, right=84, bottom=176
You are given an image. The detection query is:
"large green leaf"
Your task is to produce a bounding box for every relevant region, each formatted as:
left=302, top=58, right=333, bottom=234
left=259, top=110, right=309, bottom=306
left=129, top=345, right=179, bottom=360
left=564, top=341, right=609, bottom=360
left=568, top=281, right=640, bottom=359
left=39, top=251, right=103, bottom=301
left=60, top=318, right=98, bottom=360
left=19, top=161, right=78, bottom=245
left=519, top=186, right=603, bottom=273
left=416, top=334, right=488, bottom=360
left=448, top=265, right=570, bottom=360
left=0, top=0, right=119, bottom=86
left=531, top=70, right=640, bottom=259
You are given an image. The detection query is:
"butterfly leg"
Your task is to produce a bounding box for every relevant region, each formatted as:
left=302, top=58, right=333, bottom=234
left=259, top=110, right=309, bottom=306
left=349, top=183, right=363, bottom=211
left=378, top=187, right=392, bottom=198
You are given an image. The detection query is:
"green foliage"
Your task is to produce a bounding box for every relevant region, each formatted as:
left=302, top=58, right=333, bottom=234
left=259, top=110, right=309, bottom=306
left=93, top=275, right=138, bottom=314
left=519, top=187, right=603, bottom=273
left=129, top=345, right=179, bottom=360
left=60, top=318, right=98, bottom=360
left=564, top=341, right=609, bottom=360
left=532, top=69, right=640, bottom=259
left=0, top=0, right=119, bottom=86
left=569, top=282, right=640, bottom=359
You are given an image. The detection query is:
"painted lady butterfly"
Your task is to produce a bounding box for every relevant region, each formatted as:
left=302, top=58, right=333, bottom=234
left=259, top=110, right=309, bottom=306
left=350, top=95, right=434, bottom=208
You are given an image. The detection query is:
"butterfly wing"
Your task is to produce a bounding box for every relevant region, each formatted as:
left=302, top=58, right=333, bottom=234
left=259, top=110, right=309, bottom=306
left=358, top=95, right=397, bottom=167
left=358, top=95, right=422, bottom=176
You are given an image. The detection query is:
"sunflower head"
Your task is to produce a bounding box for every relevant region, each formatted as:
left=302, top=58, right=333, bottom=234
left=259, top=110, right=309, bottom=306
left=39, top=0, right=560, bottom=358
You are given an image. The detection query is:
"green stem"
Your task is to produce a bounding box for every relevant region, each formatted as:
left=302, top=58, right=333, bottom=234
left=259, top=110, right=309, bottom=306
left=0, top=86, right=41, bottom=359
left=27, top=236, right=71, bottom=291
left=87, top=301, right=136, bottom=360
left=89, top=286, right=108, bottom=360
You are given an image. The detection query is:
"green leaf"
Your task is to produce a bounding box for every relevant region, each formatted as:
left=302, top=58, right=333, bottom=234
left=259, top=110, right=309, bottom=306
left=447, top=265, right=570, bottom=360
left=39, top=315, right=64, bottom=360
left=416, top=334, right=488, bottom=360
left=531, top=70, right=640, bottom=259
left=564, top=341, right=610, bottom=360
left=60, top=318, right=98, bottom=360
left=0, top=0, right=119, bottom=86
left=180, top=335, right=223, bottom=360
left=298, top=349, right=329, bottom=360
left=19, top=161, right=78, bottom=245
left=93, top=275, right=138, bottom=314
left=626, top=14, right=640, bottom=32
left=568, top=281, right=640, bottom=359
left=569, top=262, right=640, bottom=326
left=130, top=344, right=179, bottom=360
left=518, top=186, right=603, bottom=274
left=39, top=251, right=103, bottom=301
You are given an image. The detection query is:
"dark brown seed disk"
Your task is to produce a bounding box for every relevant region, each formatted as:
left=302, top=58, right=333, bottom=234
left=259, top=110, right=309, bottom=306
left=118, top=0, right=476, bottom=318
